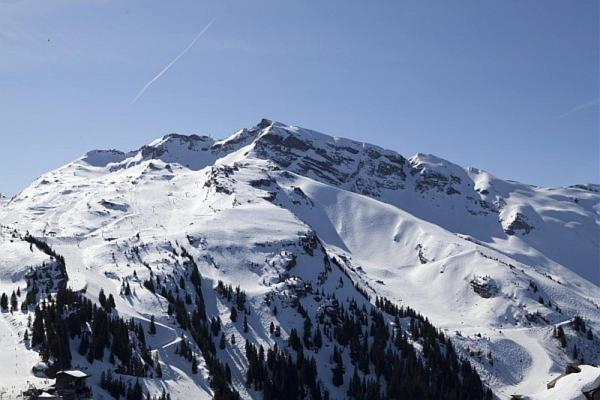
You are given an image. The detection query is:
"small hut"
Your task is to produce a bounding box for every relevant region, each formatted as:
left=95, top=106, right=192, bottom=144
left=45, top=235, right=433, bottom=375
left=54, top=370, right=91, bottom=399
left=547, top=363, right=582, bottom=389
left=37, top=393, right=61, bottom=400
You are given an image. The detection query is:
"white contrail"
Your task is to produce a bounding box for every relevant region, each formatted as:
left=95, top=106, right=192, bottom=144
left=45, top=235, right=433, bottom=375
left=131, top=17, right=216, bottom=104
left=559, top=98, right=598, bottom=118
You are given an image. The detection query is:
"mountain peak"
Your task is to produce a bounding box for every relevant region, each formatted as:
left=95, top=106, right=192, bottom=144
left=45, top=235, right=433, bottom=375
left=147, top=132, right=213, bottom=148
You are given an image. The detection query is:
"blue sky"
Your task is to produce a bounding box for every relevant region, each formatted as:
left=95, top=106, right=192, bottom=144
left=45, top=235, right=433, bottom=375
left=0, top=0, right=597, bottom=195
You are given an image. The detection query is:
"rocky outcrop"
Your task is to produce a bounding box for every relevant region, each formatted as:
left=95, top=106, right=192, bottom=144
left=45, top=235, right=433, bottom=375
left=470, top=275, right=499, bottom=298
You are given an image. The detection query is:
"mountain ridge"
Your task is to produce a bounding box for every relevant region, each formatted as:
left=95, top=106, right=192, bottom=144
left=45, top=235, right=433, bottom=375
left=79, top=118, right=596, bottom=190
left=60, top=118, right=598, bottom=284
left=0, top=119, right=598, bottom=399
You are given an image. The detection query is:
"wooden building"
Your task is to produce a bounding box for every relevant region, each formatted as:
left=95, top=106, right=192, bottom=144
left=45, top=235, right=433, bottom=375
left=54, top=370, right=92, bottom=400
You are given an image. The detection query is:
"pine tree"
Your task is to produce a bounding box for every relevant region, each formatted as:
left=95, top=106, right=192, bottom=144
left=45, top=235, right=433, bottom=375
left=313, top=326, right=323, bottom=349
left=288, top=328, right=302, bottom=352
left=107, top=294, right=116, bottom=311
left=78, top=335, right=89, bottom=356
left=132, top=379, right=143, bottom=400
left=10, top=291, right=18, bottom=311
left=303, top=316, right=313, bottom=348
left=487, top=350, right=494, bottom=365
left=331, top=346, right=345, bottom=387
left=191, top=357, right=198, bottom=374
left=557, top=326, right=567, bottom=347
left=348, top=368, right=362, bottom=398
left=149, top=315, right=157, bottom=335
left=155, top=359, right=163, bottom=378
left=99, top=289, right=107, bottom=308
left=31, top=307, right=45, bottom=347
left=269, top=321, right=275, bottom=335
left=0, top=293, right=8, bottom=310
left=243, top=316, right=249, bottom=333
left=225, top=363, right=232, bottom=383
left=219, top=333, right=226, bottom=350
left=230, top=306, right=237, bottom=322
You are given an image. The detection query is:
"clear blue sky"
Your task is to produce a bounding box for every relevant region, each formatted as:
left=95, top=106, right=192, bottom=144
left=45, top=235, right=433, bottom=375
left=0, top=0, right=597, bottom=195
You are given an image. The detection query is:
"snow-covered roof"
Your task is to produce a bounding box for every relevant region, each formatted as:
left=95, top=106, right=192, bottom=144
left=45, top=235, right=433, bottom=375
left=38, top=393, right=59, bottom=398
left=56, top=370, right=89, bottom=378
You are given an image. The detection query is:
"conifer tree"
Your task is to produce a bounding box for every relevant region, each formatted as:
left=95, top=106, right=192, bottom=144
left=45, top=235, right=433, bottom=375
left=107, top=294, right=116, bottom=311
left=149, top=315, right=157, bottom=335
left=78, top=334, right=89, bottom=356
left=0, top=293, right=8, bottom=310
left=155, top=358, right=163, bottom=378
left=331, top=346, right=344, bottom=387
left=31, top=307, right=45, bottom=346
left=131, top=379, right=143, bottom=400
left=10, top=291, right=18, bottom=311
left=313, top=326, right=323, bottom=349
left=219, top=333, right=226, bottom=350
left=557, top=326, right=567, bottom=347
left=225, top=363, right=232, bottom=383
left=99, top=289, right=107, bottom=308
left=288, top=328, right=302, bottom=352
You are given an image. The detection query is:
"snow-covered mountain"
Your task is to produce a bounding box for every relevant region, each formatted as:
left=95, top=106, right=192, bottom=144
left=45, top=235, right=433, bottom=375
left=0, top=119, right=598, bottom=400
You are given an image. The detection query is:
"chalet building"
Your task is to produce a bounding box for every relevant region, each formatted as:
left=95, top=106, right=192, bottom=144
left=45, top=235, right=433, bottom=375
left=24, top=370, right=92, bottom=400
left=54, top=370, right=92, bottom=400
left=546, top=364, right=600, bottom=400
left=584, top=386, right=600, bottom=400
left=547, top=363, right=584, bottom=389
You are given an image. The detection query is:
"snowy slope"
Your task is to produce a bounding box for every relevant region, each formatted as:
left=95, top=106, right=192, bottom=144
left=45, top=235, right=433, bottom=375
left=0, top=226, right=56, bottom=398
left=0, top=119, right=598, bottom=399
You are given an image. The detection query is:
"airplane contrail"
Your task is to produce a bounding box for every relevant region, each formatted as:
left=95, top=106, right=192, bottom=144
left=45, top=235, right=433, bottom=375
left=131, top=17, right=216, bottom=104
left=559, top=98, right=598, bottom=118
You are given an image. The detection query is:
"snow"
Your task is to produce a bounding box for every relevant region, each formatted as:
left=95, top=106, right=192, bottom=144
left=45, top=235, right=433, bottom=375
left=531, top=365, right=600, bottom=400
left=0, top=228, right=54, bottom=396
left=57, top=370, right=89, bottom=378
left=0, top=119, right=598, bottom=399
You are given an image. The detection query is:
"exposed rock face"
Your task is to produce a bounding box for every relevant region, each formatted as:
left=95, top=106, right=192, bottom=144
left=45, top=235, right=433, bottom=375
left=503, top=212, right=535, bottom=235
left=470, top=275, right=499, bottom=298
left=250, top=120, right=409, bottom=196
